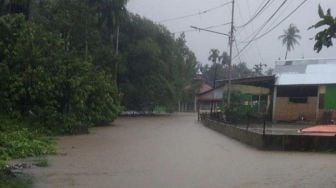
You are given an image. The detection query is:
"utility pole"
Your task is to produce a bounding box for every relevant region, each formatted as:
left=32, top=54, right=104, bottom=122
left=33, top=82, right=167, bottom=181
left=227, top=0, right=235, bottom=107
left=190, top=0, right=235, bottom=106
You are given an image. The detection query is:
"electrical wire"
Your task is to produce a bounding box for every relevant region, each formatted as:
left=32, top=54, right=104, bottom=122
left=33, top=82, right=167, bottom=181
left=234, top=37, right=243, bottom=64
left=173, top=22, right=231, bottom=34
left=159, top=1, right=232, bottom=23
left=243, top=0, right=309, bottom=42
left=235, top=0, right=256, bottom=64
left=233, top=0, right=288, bottom=59
left=246, top=0, right=264, bottom=64
left=203, top=22, right=232, bottom=29
left=236, top=0, right=274, bottom=28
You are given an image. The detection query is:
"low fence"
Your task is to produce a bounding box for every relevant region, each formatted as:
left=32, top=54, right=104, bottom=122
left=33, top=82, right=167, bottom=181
left=200, top=112, right=269, bottom=134
left=201, top=114, right=336, bottom=152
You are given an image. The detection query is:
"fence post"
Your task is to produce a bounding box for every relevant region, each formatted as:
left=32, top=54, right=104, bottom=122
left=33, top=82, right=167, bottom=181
left=262, top=115, right=266, bottom=135
left=246, top=114, right=250, bottom=131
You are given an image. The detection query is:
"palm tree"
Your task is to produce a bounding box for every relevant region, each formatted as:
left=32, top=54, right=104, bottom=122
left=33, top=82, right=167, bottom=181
left=208, top=49, right=220, bottom=87
left=219, top=51, right=230, bottom=66
left=278, top=24, right=301, bottom=59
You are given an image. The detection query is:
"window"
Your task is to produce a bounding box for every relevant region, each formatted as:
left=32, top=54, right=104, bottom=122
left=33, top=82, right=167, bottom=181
left=289, top=97, right=308, bottom=103
left=284, top=61, right=293, bottom=66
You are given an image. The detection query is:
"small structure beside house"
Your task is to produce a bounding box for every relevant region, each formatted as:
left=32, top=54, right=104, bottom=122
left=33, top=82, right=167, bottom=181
left=180, top=69, right=212, bottom=112
left=197, top=76, right=275, bottom=114
left=272, top=58, right=336, bottom=123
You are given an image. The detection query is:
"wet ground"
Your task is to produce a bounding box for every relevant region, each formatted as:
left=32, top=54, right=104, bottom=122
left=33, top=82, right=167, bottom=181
left=26, top=113, right=336, bottom=188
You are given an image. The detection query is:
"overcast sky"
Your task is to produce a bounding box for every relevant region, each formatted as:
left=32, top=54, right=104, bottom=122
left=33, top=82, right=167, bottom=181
left=127, top=0, right=336, bottom=69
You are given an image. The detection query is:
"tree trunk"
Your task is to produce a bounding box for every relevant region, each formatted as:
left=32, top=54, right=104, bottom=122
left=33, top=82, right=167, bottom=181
left=85, top=17, right=88, bottom=60
left=213, top=63, right=218, bottom=88
left=285, top=50, right=288, bottom=60
left=114, top=25, right=120, bottom=89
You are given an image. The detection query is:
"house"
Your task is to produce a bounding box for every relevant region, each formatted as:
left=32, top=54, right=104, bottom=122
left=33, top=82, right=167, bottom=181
left=197, top=76, right=275, bottom=114
left=272, top=58, right=336, bottom=122
left=197, top=58, right=336, bottom=123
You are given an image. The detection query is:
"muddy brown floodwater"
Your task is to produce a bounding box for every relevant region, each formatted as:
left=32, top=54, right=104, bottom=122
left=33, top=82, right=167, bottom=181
left=26, top=113, right=336, bottom=188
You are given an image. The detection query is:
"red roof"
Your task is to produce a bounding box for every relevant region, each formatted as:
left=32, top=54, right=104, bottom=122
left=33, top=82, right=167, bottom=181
left=300, top=125, right=336, bottom=134
left=199, top=83, right=212, bottom=93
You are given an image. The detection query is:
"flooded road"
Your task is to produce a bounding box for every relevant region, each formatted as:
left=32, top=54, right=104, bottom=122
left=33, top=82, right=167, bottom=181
left=28, top=113, right=336, bottom=188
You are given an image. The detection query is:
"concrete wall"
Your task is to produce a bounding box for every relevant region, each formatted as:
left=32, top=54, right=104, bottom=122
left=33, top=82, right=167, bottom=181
left=274, top=97, right=317, bottom=122
left=202, top=119, right=265, bottom=149
left=202, top=118, right=336, bottom=151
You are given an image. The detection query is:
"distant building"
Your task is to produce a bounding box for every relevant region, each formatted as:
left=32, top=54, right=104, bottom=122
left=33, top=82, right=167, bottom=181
left=180, top=69, right=212, bottom=112
left=197, top=76, right=275, bottom=114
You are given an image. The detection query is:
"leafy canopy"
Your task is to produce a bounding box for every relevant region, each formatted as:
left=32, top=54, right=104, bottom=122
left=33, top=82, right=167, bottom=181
left=309, top=5, right=336, bottom=53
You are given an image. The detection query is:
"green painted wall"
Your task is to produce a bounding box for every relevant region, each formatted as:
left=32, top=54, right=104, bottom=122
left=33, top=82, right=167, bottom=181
left=325, top=85, right=336, bottom=109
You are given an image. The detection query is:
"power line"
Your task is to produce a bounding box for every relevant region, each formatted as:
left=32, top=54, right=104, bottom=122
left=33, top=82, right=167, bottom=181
left=173, top=29, right=195, bottom=34
left=233, top=0, right=288, bottom=59
left=243, top=0, right=309, bottom=42
left=235, top=0, right=254, bottom=63
left=190, top=26, right=230, bottom=36
left=173, top=22, right=231, bottom=34
left=203, top=22, right=232, bottom=29
left=246, top=0, right=264, bottom=64
left=262, top=0, right=295, bottom=32
left=236, top=0, right=274, bottom=28
left=238, top=0, right=293, bottom=43
left=234, top=37, right=243, bottom=64
left=159, top=1, right=232, bottom=23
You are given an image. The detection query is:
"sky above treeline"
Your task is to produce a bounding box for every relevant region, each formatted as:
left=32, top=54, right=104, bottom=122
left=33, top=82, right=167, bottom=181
left=127, top=0, right=336, bottom=69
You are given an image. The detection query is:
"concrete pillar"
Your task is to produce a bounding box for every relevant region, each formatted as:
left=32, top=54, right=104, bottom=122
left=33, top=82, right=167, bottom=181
left=272, top=86, right=278, bottom=123
left=178, top=101, right=181, bottom=112
left=258, top=95, right=261, bottom=113
left=194, top=96, right=197, bottom=112
left=316, top=86, right=320, bottom=122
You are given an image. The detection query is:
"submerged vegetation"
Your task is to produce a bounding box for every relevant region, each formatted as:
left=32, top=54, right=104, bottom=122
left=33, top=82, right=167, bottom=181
left=0, top=171, right=32, bottom=188
left=0, top=116, right=56, bottom=168
left=0, top=1, right=197, bottom=185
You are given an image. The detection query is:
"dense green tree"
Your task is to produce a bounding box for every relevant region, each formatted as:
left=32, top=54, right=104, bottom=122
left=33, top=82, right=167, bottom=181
left=118, top=15, right=197, bottom=111
left=253, top=63, right=267, bottom=76
left=0, top=14, right=120, bottom=132
left=0, top=0, right=198, bottom=132
left=310, top=5, right=336, bottom=53
left=278, top=24, right=301, bottom=59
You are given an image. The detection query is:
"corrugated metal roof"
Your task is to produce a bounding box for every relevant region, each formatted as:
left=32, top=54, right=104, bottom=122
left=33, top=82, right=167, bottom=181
left=275, top=59, right=336, bottom=86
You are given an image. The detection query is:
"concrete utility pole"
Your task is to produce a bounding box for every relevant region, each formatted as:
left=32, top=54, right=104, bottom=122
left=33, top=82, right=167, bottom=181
left=227, top=0, right=235, bottom=107
left=190, top=0, right=235, bottom=107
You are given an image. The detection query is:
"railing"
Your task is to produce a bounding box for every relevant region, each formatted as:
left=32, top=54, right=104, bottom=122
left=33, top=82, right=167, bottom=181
left=200, top=112, right=269, bottom=135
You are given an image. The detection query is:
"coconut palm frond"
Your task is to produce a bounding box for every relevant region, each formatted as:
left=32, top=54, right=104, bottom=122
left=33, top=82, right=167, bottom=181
left=278, top=24, right=301, bottom=59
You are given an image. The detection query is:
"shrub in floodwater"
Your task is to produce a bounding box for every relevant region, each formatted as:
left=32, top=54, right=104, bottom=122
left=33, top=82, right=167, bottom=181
left=0, top=116, right=56, bottom=165
left=34, top=157, right=49, bottom=167
left=222, top=91, right=253, bottom=123
left=0, top=171, right=32, bottom=188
